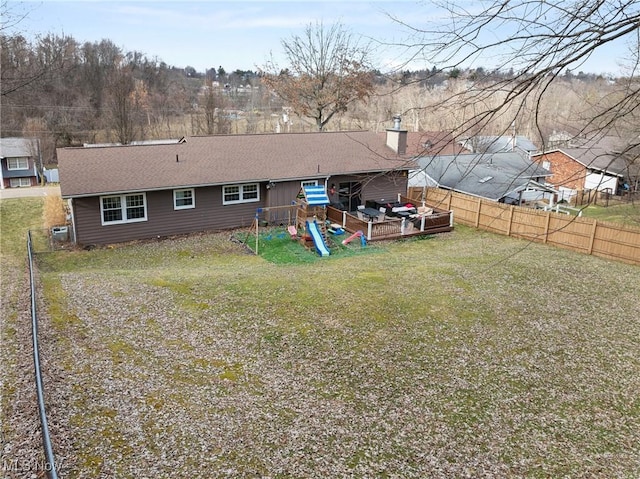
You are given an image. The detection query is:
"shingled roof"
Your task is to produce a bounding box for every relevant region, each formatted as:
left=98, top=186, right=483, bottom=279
left=0, top=137, right=38, bottom=158
left=58, top=131, right=413, bottom=197
left=410, top=152, right=551, bottom=201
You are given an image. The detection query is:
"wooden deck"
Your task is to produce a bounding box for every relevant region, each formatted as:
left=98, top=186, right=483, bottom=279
left=327, top=195, right=453, bottom=242
left=253, top=195, right=453, bottom=242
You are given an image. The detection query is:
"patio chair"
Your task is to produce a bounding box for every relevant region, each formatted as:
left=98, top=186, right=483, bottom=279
left=376, top=207, right=387, bottom=222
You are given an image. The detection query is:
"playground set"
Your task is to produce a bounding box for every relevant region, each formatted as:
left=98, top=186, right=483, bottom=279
left=247, top=185, right=366, bottom=257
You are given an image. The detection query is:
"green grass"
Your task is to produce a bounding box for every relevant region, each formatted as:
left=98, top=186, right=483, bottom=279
left=0, top=197, right=48, bottom=472
left=233, top=226, right=386, bottom=263
left=1, top=197, right=44, bottom=258
left=3, top=198, right=640, bottom=478
left=579, top=202, right=640, bottom=226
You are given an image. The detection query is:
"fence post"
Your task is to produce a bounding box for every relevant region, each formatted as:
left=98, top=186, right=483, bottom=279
left=507, top=205, right=514, bottom=236
left=543, top=212, right=551, bottom=243
left=588, top=219, right=598, bottom=254
left=475, top=197, right=482, bottom=228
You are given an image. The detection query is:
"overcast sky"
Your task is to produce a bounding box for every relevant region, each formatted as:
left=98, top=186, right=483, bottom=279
left=6, top=1, right=631, bottom=76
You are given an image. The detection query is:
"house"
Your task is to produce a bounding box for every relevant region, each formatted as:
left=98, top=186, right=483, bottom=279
left=531, top=136, right=640, bottom=201
left=57, top=129, right=414, bottom=245
left=0, top=137, right=41, bottom=189
left=409, top=152, right=555, bottom=205
left=459, top=135, right=539, bottom=156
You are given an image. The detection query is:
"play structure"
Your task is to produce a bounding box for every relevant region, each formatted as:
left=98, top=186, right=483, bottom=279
left=295, top=185, right=332, bottom=256
left=246, top=185, right=351, bottom=257
left=327, top=223, right=345, bottom=235
left=306, top=220, right=330, bottom=257
left=342, top=230, right=366, bottom=247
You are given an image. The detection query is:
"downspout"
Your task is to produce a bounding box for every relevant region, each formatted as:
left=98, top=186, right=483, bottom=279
left=67, top=198, right=77, bottom=244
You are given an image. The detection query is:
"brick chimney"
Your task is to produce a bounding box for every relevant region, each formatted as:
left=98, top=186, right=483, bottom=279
left=386, top=115, right=407, bottom=155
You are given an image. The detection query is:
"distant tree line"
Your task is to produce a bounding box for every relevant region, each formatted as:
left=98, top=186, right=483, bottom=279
left=0, top=33, right=275, bottom=159
left=0, top=28, right=626, bottom=164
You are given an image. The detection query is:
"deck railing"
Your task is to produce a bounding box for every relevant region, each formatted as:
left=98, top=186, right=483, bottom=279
left=327, top=196, right=453, bottom=241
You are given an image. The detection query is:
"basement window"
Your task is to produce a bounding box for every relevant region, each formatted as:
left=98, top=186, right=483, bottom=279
left=223, top=183, right=259, bottom=205
left=174, top=188, right=195, bottom=210
left=100, top=193, right=147, bottom=225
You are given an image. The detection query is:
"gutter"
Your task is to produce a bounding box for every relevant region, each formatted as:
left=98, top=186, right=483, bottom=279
left=62, top=169, right=412, bottom=199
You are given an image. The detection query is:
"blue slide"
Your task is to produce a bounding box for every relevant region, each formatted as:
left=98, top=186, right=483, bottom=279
left=306, top=220, right=330, bottom=257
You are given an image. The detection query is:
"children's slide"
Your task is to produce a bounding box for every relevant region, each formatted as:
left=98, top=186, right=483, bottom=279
left=342, top=230, right=366, bottom=246
left=306, top=220, right=330, bottom=257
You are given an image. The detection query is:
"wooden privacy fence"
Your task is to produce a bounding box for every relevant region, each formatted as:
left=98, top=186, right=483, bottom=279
left=408, top=187, right=640, bottom=266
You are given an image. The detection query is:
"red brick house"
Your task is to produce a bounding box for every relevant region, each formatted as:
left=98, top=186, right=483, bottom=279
left=531, top=137, right=637, bottom=201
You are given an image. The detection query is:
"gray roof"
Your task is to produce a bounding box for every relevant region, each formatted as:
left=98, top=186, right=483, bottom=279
left=0, top=137, right=38, bottom=158
left=58, top=131, right=413, bottom=197
left=409, top=152, right=551, bottom=201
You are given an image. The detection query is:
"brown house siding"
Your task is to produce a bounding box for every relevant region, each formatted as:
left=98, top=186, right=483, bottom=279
left=361, top=172, right=409, bottom=202
left=70, top=174, right=410, bottom=245
left=534, top=151, right=586, bottom=190
left=72, top=186, right=265, bottom=245
left=265, top=182, right=301, bottom=208
left=263, top=174, right=409, bottom=211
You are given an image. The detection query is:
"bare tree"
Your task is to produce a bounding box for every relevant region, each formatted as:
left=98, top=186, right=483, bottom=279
left=203, top=81, right=231, bottom=135
left=261, top=22, right=375, bottom=131
left=388, top=1, right=640, bottom=144
left=385, top=0, right=640, bottom=211
left=108, top=65, right=147, bottom=144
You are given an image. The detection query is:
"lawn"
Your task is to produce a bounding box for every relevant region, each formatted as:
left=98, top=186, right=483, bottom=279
left=3, top=198, right=640, bottom=478
left=580, top=202, right=640, bottom=227
left=1, top=198, right=58, bottom=477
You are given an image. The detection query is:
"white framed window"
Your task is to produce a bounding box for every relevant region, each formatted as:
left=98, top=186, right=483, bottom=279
left=174, top=188, right=195, bottom=210
left=542, top=160, right=551, bottom=170
left=223, top=183, right=259, bottom=205
left=7, top=157, right=29, bottom=170
left=100, top=193, right=147, bottom=225
left=10, top=177, right=31, bottom=187
left=301, top=180, right=318, bottom=187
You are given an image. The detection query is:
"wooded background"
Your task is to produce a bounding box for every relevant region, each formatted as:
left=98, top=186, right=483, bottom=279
left=1, top=33, right=626, bottom=166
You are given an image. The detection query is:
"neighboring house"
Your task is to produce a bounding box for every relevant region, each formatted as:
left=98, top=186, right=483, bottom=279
left=531, top=136, right=639, bottom=201
left=459, top=135, right=539, bottom=156
left=0, top=137, right=40, bottom=189
left=409, top=152, right=555, bottom=204
left=58, top=129, right=413, bottom=245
